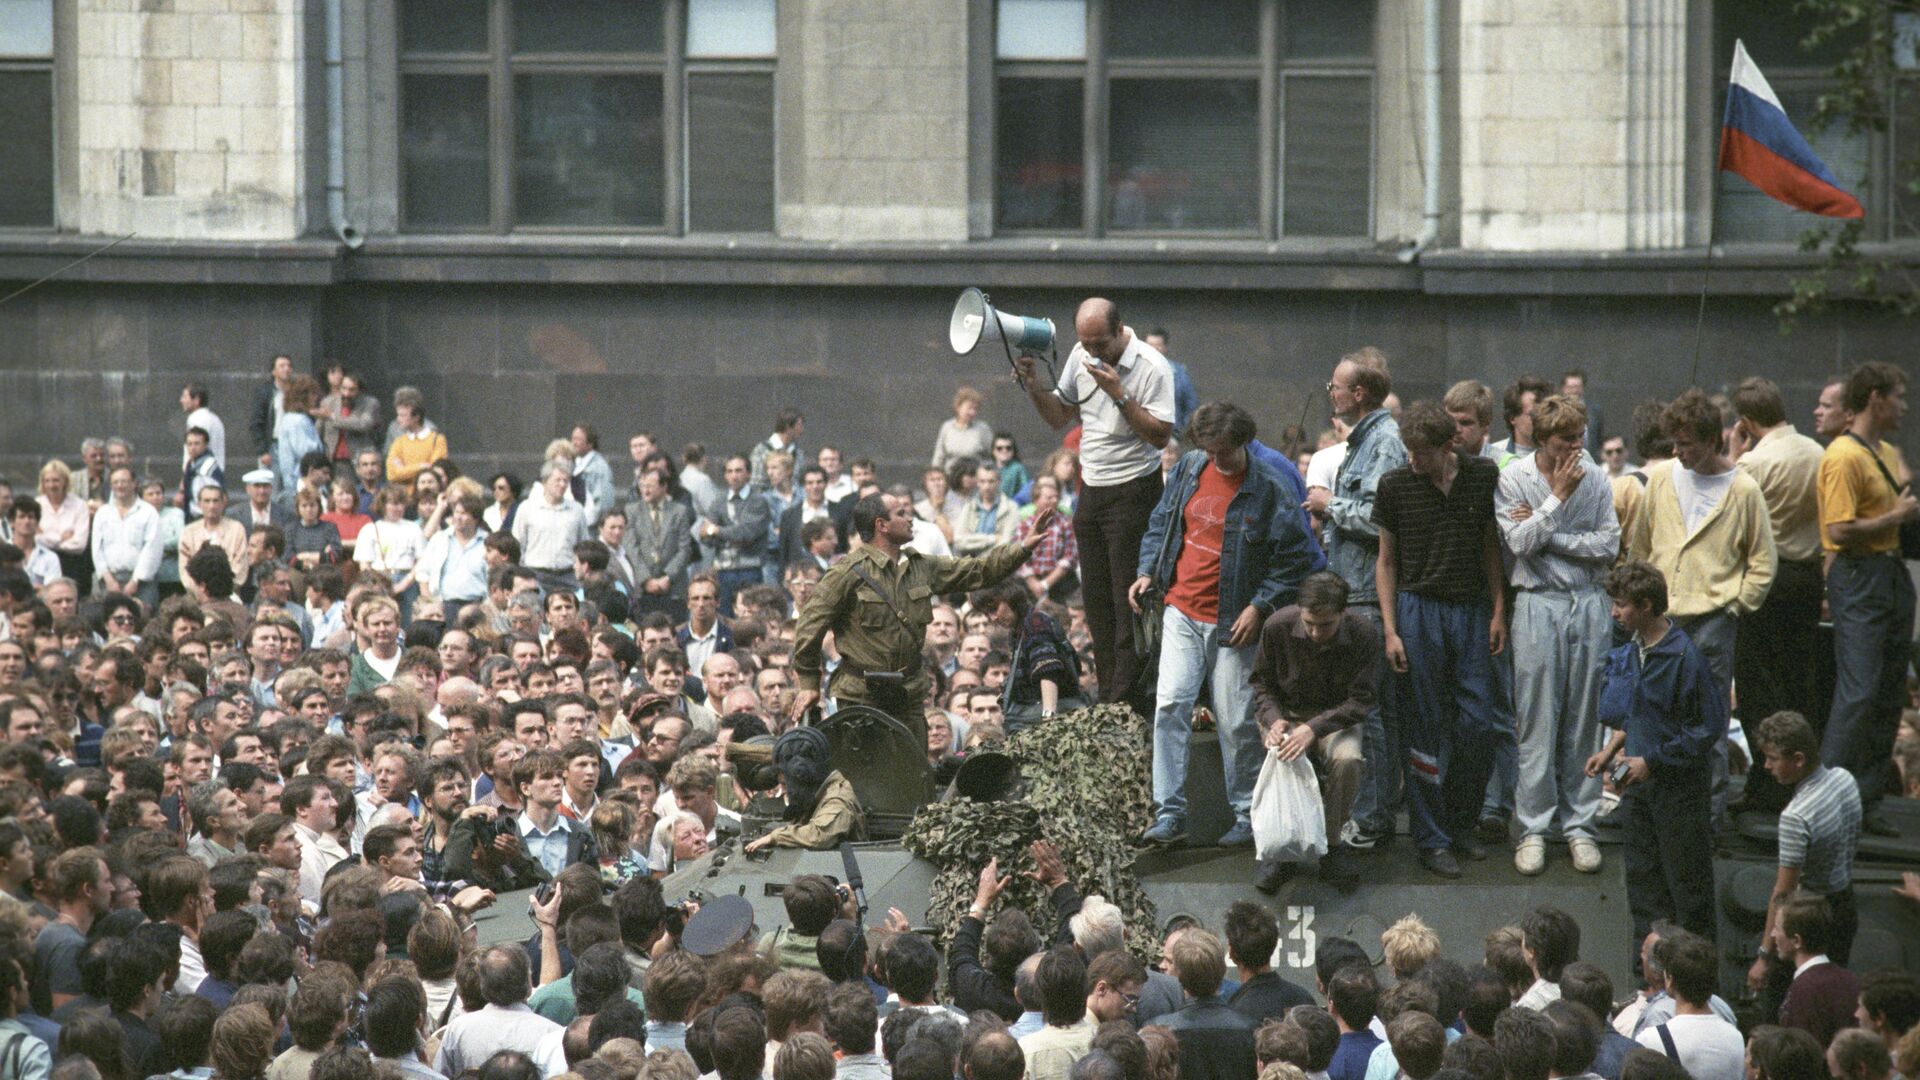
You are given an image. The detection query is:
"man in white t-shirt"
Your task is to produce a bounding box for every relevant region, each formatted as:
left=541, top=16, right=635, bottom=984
left=1014, top=297, right=1174, bottom=712
left=1634, top=933, right=1743, bottom=1080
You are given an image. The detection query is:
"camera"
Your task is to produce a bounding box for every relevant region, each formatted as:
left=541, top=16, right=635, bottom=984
left=1608, top=759, right=1633, bottom=787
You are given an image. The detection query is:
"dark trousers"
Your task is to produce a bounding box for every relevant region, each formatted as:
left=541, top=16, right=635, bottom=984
left=1674, top=610, right=1734, bottom=830
left=1827, top=883, right=1858, bottom=967
left=1073, top=470, right=1163, bottom=710
left=714, top=567, right=760, bottom=620
left=1822, top=552, right=1916, bottom=809
left=1624, top=768, right=1716, bottom=955
left=1393, top=593, right=1499, bottom=851
left=1734, top=558, right=1824, bottom=812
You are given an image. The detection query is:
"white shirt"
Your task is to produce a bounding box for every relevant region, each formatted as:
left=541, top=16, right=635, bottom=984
left=90, top=499, right=164, bottom=583
left=906, top=518, right=952, bottom=557
left=174, top=933, right=207, bottom=997
left=683, top=622, right=720, bottom=675
left=1306, top=442, right=1348, bottom=491
left=1055, top=327, right=1175, bottom=487
left=356, top=518, right=425, bottom=574
left=823, top=474, right=857, bottom=504
left=22, top=544, right=60, bottom=586
left=294, top=820, right=350, bottom=906
left=186, top=406, right=227, bottom=466
left=1634, top=1013, right=1744, bottom=1080
left=1673, top=465, right=1735, bottom=536
left=432, top=1003, right=567, bottom=1078
left=362, top=647, right=402, bottom=682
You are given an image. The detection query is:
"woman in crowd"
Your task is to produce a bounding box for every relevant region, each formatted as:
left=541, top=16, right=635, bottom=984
left=931, top=386, right=995, bottom=472
left=285, top=488, right=344, bottom=569
left=971, top=579, right=1084, bottom=734
left=485, top=471, right=523, bottom=534
left=271, top=375, right=323, bottom=494
left=992, top=433, right=1030, bottom=501
left=355, top=487, right=425, bottom=624
left=36, top=459, right=91, bottom=586
left=321, top=479, right=371, bottom=557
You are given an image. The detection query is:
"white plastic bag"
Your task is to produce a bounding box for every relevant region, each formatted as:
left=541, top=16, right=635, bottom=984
left=1251, top=749, right=1328, bottom=863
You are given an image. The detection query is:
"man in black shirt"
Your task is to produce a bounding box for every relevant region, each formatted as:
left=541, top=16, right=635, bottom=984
left=1371, top=401, right=1508, bottom=878
left=1224, top=902, right=1314, bottom=1024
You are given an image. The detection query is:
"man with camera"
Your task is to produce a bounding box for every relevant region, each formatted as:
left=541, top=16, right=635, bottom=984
left=790, top=492, right=1053, bottom=749
left=444, top=748, right=596, bottom=891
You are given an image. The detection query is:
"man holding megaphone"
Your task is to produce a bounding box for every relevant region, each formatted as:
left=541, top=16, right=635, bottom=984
left=1015, top=297, right=1177, bottom=711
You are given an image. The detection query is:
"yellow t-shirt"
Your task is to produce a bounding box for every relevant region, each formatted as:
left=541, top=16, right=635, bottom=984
left=1817, top=434, right=1903, bottom=554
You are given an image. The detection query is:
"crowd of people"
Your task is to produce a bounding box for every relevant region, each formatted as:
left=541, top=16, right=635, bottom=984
left=0, top=301, right=1911, bottom=1080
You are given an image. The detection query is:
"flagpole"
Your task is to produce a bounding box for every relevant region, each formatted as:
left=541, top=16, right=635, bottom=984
left=1689, top=193, right=1716, bottom=388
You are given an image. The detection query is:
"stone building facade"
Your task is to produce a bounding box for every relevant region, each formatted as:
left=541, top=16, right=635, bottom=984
left=0, top=0, right=1914, bottom=485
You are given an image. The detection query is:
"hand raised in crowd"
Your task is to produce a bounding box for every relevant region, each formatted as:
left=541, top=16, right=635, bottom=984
left=1894, top=871, right=1920, bottom=907
left=876, top=906, right=912, bottom=935
left=450, top=885, right=496, bottom=916
left=1025, top=840, right=1068, bottom=889
left=972, top=858, right=1011, bottom=911
left=1021, top=508, right=1057, bottom=549
left=530, top=883, right=562, bottom=930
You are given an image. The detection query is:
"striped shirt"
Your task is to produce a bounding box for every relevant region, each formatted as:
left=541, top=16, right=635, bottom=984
left=1778, top=765, right=1861, bottom=894
left=1371, top=452, right=1501, bottom=603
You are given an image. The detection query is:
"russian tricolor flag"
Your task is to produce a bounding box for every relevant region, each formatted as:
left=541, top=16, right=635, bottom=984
left=1719, top=39, right=1864, bottom=219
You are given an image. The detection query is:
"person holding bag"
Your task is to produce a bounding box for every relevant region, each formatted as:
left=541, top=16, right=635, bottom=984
left=1248, top=570, right=1380, bottom=893
left=969, top=580, right=1087, bottom=734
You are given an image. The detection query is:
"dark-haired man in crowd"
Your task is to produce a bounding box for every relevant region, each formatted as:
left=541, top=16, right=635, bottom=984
left=1132, top=402, right=1315, bottom=851
left=1250, top=569, right=1378, bottom=891
left=1373, top=401, right=1506, bottom=879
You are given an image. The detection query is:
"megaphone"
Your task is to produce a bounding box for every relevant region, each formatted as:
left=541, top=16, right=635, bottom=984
left=948, top=288, right=1054, bottom=357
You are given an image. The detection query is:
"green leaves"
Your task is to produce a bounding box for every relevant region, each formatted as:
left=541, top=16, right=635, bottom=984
left=903, top=703, right=1162, bottom=963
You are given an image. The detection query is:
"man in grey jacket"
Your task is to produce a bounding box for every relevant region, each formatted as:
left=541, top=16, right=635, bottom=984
left=624, top=469, right=695, bottom=621
left=699, top=455, right=771, bottom=617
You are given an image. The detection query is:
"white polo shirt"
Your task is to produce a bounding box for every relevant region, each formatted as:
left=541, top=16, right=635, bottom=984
left=1054, top=327, right=1175, bottom=487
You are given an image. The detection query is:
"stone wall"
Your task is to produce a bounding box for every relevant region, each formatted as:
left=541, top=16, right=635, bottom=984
left=776, top=0, right=971, bottom=242
left=73, top=0, right=308, bottom=240
left=2, top=275, right=1913, bottom=490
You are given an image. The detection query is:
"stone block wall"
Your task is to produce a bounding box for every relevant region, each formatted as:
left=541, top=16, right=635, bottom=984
left=73, top=0, right=307, bottom=240
left=776, top=0, right=971, bottom=242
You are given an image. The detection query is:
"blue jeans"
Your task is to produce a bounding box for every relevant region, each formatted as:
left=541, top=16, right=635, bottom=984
left=1347, top=604, right=1399, bottom=836
left=1480, top=645, right=1517, bottom=823
left=1393, top=593, right=1500, bottom=851
left=1822, top=552, right=1916, bottom=809
left=1673, top=609, right=1735, bottom=830
left=1150, top=606, right=1262, bottom=827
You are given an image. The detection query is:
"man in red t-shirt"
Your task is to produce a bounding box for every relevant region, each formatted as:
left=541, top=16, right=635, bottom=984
left=1130, top=402, right=1319, bottom=848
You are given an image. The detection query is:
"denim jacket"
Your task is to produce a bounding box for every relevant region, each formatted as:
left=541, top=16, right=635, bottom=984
left=1138, top=450, right=1317, bottom=627
left=1324, top=408, right=1406, bottom=605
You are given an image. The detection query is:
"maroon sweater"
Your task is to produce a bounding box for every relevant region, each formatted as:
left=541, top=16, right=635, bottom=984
left=1779, top=960, right=1860, bottom=1047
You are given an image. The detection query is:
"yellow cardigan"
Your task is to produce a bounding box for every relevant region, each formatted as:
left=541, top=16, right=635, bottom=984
left=1624, top=460, right=1777, bottom=618
left=386, top=429, right=449, bottom=496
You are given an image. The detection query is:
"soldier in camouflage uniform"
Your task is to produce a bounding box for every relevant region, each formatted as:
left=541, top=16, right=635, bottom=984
left=791, top=492, right=1057, bottom=746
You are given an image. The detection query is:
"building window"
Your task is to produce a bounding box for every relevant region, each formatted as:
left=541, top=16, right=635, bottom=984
left=398, top=0, right=774, bottom=233
left=993, top=0, right=1374, bottom=238
left=1713, top=0, right=1919, bottom=241
left=0, top=0, right=55, bottom=228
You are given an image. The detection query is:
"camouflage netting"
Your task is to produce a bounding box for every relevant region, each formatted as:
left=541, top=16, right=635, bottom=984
left=902, top=702, right=1160, bottom=962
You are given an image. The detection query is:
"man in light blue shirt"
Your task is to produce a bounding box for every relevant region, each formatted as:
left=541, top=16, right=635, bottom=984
left=513, top=750, right=580, bottom=879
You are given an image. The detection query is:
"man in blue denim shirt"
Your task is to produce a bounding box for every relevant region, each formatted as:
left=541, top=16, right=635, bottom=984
left=1130, top=403, right=1318, bottom=848
left=1304, top=353, right=1405, bottom=850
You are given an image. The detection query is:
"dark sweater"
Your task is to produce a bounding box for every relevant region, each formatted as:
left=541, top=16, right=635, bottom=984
left=1779, top=960, right=1860, bottom=1048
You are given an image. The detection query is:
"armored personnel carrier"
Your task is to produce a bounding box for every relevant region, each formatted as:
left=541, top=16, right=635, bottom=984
left=473, top=705, right=1920, bottom=1017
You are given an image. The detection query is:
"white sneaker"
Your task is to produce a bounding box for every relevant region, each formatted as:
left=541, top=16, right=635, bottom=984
left=1514, top=836, right=1546, bottom=876
left=1570, top=838, right=1603, bottom=873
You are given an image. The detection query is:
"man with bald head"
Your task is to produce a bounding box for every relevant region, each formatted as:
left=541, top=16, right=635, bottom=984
left=702, top=652, right=745, bottom=702
left=1015, top=297, right=1175, bottom=710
